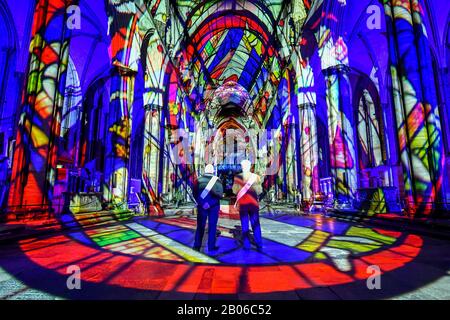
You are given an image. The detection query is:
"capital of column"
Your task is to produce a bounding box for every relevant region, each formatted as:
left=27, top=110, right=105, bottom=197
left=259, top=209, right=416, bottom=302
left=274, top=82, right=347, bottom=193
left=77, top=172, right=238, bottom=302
left=144, top=104, right=161, bottom=112
left=112, top=59, right=137, bottom=77
left=322, top=64, right=350, bottom=77
left=298, top=102, right=316, bottom=110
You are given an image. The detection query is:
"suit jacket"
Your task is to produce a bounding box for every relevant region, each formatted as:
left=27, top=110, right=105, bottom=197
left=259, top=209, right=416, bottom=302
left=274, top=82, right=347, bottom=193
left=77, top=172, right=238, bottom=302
left=195, top=174, right=223, bottom=209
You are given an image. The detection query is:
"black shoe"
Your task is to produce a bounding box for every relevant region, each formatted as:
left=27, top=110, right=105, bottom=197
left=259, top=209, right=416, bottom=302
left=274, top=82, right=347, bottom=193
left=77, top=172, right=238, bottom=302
left=208, top=246, right=219, bottom=252
left=193, top=246, right=201, bottom=251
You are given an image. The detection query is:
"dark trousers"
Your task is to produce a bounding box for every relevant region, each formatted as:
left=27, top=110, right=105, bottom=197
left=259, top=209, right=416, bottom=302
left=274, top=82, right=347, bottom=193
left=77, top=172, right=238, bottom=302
left=194, top=206, right=219, bottom=250
left=239, top=205, right=262, bottom=248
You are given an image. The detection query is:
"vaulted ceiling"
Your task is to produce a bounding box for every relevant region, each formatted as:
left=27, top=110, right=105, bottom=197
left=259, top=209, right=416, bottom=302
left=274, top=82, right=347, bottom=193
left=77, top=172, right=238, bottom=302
left=142, top=0, right=312, bottom=124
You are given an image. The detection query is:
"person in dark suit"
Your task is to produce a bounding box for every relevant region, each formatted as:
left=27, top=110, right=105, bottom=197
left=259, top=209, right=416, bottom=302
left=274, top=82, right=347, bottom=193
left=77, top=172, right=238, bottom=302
left=193, top=164, right=223, bottom=252
left=232, top=160, right=263, bottom=250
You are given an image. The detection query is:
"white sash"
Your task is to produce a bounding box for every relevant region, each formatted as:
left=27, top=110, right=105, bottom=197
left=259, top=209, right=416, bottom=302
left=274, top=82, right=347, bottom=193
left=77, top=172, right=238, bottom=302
left=199, top=176, right=219, bottom=210
left=200, top=175, right=219, bottom=201
left=234, top=173, right=257, bottom=207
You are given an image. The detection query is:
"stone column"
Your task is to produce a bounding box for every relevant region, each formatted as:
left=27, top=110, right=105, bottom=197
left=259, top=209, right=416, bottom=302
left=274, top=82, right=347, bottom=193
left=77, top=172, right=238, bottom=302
left=411, top=0, right=446, bottom=209
left=7, top=0, right=73, bottom=215
left=323, top=65, right=358, bottom=207
left=384, top=0, right=441, bottom=215
left=103, top=66, right=136, bottom=208
left=286, top=123, right=297, bottom=201
left=142, top=104, right=163, bottom=214
left=299, top=103, right=319, bottom=202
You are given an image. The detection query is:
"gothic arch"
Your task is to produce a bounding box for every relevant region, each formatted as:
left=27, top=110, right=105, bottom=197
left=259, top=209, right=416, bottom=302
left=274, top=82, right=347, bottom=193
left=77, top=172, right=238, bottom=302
left=0, top=0, right=19, bottom=208
left=350, top=69, right=386, bottom=176
left=78, top=71, right=112, bottom=176
left=0, top=0, right=18, bottom=122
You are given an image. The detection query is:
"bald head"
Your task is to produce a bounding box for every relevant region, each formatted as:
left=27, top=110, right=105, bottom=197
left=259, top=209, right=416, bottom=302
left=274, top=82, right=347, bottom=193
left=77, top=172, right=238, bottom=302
left=205, top=164, right=215, bottom=174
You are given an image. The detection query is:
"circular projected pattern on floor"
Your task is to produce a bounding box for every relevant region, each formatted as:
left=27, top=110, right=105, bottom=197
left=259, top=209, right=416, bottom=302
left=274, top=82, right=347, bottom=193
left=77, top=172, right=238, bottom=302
left=18, top=215, right=423, bottom=294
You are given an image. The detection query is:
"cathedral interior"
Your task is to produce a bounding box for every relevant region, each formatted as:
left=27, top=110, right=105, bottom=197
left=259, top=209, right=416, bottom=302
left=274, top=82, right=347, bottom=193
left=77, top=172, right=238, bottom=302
left=0, top=0, right=449, bottom=300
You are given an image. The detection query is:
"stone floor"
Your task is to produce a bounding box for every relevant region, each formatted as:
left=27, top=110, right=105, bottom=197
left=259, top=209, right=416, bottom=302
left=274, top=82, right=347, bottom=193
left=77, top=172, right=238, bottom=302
left=0, top=213, right=449, bottom=300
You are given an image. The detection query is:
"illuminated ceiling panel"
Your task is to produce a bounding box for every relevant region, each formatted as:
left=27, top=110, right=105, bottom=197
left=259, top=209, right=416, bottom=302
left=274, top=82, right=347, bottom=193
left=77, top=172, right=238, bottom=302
left=144, top=0, right=310, bottom=122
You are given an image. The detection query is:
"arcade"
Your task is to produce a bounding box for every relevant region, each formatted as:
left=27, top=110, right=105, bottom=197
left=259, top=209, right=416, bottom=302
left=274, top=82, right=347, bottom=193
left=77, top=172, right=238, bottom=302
left=0, top=0, right=449, bottom=219
left=0, top=0, right=449, bottom=301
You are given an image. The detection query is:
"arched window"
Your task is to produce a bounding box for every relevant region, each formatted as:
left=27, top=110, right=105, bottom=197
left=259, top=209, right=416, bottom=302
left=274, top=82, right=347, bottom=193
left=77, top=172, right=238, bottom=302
left=0, top=3, right=16, bottom=156
left=75, top=75, right=111, bottom=192
left=0, top=2, right=17, bottom=191
left=357, top=89, right=383, bottom=169
left=60, top=57, right=82, bottom=157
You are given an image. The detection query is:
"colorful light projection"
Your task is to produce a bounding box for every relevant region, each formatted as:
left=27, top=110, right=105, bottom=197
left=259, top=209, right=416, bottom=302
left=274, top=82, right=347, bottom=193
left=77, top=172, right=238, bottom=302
left=105, top=0, right=197, bottom=212
left=15, top=214, right=423, bottom=295
left=357, top=89, right=383, bottom=170
left=137, top=6, right=173, bottom=215
left=3, top=0, right=320, bottom=216
left=297, top=62, right=320, bottom=203
left=7, top=0, right=75, bottom=214
left=314, top=0, right=358, bottom=205
left=183, top=13, right=281, bottom=126
left=140, top=0, right=200, bottom=203
left=146, top=0, right=305, bottom=204
left=384, top=0, right=445, bottom=215
left=5, top=0, right=446, bottom=219
left=323, top=65, right=358, bottom=203
left=104, top=2, right=140, bottom=207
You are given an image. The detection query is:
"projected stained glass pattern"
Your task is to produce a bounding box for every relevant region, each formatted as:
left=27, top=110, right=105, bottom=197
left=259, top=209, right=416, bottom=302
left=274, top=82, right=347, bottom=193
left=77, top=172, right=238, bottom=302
left=384, top=0, right=445, bottom=215
left=8, top=0, right=74, bottom=213
left=12, top=214, right=423, bottom=295
left=3, top=0, right=447, bottom=222
left=65, top=215, right=407, bottom=270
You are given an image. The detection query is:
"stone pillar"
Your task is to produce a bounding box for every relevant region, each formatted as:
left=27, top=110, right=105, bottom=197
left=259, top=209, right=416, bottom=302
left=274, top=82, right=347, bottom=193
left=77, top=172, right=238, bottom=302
left=7, top=0, right=73, bottom=215
left=142, top=104, right=163, bottom=214
left=286, top=123, right=297, bottom=201
left=411, top=0, right=446, bottom=209
left=103, top=66, right=136, bottom=208
left=299, top=103, right=319, bottom=202
left=144, top=105, right=161, bottom=192
left=323, top=65, right=358, bottom=207
left=384, top=0, right=442, bottom=215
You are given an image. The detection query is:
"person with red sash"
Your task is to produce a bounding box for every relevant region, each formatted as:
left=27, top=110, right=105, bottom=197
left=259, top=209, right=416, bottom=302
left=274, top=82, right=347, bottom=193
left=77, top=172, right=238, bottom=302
left=232, top=160, right=263, bottom=250
left=193, top=164, right=223, bottom=252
